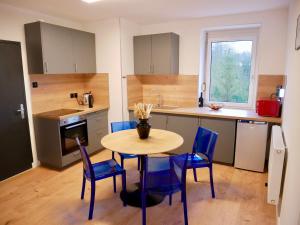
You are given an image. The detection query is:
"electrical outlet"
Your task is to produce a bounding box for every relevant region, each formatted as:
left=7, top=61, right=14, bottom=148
left=70, top=93, right=78, bottom=98
left=32, top=81, right=38, bottom=88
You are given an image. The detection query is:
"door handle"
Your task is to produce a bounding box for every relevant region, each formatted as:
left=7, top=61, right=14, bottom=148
left=17, top=104, right=25, bottom=120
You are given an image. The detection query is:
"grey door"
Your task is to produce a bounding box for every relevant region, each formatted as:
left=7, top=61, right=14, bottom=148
left=72, top=30, right=96, bottom=73
left=134, top=35, right=152, bottom=74
left=0, top=40, right=33, bottom=180
left=151, top=33, right=172, bottom=74
left=166, top=115, right=199, bottom=154
left=201, top=118, right=236, bottom=165
left=149, top=113, right=167, bottom=129
left=41, top=23, right=74, bottom=74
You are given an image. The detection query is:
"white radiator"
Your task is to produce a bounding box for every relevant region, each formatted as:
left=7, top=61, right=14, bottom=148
left=267, top=125, right=286, bottom=205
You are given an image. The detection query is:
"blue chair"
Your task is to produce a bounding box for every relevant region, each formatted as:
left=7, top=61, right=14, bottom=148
left=75, top=137, right=127, bottom=220
left=111, top=121, right=140, bottom=169
left=141, top=154, right=189, bottom=225
left=187, top=127, right=218, bottom=198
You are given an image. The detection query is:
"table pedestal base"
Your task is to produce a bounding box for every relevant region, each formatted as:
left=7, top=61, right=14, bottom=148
left=120, top=183, right=165, bottom=208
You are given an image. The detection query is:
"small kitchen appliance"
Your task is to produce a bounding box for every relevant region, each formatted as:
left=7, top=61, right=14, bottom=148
left=82, top=92, right=94, bottom=108
left=256, top=99, right=281, bottom=117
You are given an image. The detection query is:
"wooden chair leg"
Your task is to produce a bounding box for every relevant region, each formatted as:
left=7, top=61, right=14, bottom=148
left=88, top=181, right=96, bottom=220
left=182, top=191, right=189, bottom=225
left=113, top=175, right=116, bottom=193
left=209, top=165, right=215, bottom=198
left=81, top=175, right=86, bottom=199
left=193, top=168, right=198, bottom=182
left=122, top=172, right=127, bottom=207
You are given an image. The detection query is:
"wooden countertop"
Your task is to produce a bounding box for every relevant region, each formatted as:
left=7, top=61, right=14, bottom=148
left=33, top=105, right=109, bottom=120
left=128, top=106, right=282, bottom=123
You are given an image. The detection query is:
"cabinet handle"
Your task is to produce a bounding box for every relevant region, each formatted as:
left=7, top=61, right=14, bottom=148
left=44, top=62, right=48, bottom=73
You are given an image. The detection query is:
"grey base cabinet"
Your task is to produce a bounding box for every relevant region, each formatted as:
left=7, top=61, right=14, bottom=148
left=87, top=110, right=108, bottom=154
left=200, top=118, right=236, bottom=165
left=129, top=110, right=236, bottom=164
left=34, top=110, right=108, bottom=169
left=166, top=115, right=199, bottom=154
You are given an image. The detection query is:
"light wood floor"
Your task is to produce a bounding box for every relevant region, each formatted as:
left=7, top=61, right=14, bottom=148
left=0, top=150, right=276, bottom=225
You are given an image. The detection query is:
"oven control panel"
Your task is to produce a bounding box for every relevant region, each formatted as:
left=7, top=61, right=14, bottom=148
left=60, top=115, right=86, bottom=126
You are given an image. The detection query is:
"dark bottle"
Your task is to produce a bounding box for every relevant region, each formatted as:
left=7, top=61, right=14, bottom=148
left=198, top=92, right=204, bottom=107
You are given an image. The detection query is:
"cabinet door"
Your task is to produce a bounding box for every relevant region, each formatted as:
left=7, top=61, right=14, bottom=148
left=151, top=33, right=179, bottom=75
left=72, top=31, right=96, bottom=73
left=134, top=35, right=152, bottom=74
left=87, top=111, right=108, bottom=154
left=201, top=118, right=236, bottom=165
left=40, top=23, right=74, bottom=74
left=149, top=113, right=167, bottom=129
left=166, top=115, right=199, bottom=154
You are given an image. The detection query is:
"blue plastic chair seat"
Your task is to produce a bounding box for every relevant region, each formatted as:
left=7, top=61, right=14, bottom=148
left=186, top=154, right=210, bottom=168
left=84, top=159, right=124, bottom=181
left=146, top=170, right=181, bottom=194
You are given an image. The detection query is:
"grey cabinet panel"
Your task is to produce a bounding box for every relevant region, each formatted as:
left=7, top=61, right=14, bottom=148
left=72, top=30, right=96, bottom=73
left=151, top=33, right=171, bottom=74
left=133, top=32, right=179, bottom=75
left=200, top=118, right=236, bottom=165
left=41, top=23, right=74, bottom=74
left=149, top=113, right=167, bottom=129
left=134, top=35, right=152, bottom=74
left=166, top=115, right=199, bottom=154
left=24, top=21, right=96, bottom=74
left=87, top=110, right=108, bottom=153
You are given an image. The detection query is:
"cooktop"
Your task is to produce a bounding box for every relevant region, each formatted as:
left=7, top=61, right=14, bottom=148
left=37, top=109, right=84, bottom=117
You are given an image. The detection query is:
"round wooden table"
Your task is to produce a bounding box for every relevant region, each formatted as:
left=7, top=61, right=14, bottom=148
left=101, top=128, right=183, bottom=207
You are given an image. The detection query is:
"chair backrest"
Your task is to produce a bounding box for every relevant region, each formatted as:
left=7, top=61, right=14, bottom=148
left=75, top=137, right=95, bottom=179
left=111, top=121, right=138, bottom=133
left=143, top=154, right=188, bottom=192
left=192, top=127, right=218, bottom=162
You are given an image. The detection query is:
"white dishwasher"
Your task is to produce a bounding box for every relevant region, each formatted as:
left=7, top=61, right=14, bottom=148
left=234, top=120, right=268, bottom=172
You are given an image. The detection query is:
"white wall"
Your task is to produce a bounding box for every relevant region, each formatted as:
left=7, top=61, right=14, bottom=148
left=139, top=8, right=288, bottom=76
left=120, top=18, right=141, bottom=120
left=84, top=18, right=123, bottom=128
left=0, top=3, right=83, bottom=167
left=279, top=0, right=300, bottom=224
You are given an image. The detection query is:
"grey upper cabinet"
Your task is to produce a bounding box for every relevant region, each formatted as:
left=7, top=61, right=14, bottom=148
left=133, top=32, right=179, bottom=75
left=166, top=115, right=199, bottom=154
left=72, top=30, right=96, bottom=73
left=200, top=118, right=236, bottom=165
left=24, top=21, right=96, bottom=74
left=41, top=23, right=74, bottom=74
left=134, top=35, right=152, bottom=74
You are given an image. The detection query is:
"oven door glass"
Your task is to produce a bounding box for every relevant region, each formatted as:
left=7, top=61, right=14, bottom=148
left=60, top=120, right=88, bottom=156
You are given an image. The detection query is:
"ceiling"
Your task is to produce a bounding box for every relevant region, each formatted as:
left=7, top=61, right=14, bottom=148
left=0, top=0, right=290, bottom=24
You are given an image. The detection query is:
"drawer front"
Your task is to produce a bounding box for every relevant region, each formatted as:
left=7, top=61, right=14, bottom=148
left=87, top=111, right=108, bottom=131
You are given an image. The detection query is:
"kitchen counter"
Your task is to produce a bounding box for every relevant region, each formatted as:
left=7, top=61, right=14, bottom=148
left=33, top=105, right=109, bottom=120
left=128, top=106, right=282, bottom=123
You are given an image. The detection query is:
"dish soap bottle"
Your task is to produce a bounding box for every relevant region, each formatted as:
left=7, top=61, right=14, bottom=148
left=198, top=92, right=204, bottom=107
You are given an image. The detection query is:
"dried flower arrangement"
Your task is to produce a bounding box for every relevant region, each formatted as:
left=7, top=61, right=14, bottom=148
left=134, top=103, right=153, bottom=119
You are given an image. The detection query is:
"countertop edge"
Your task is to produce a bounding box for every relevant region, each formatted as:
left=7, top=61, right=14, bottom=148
left=128, top=107, right=282, bottom=124
left=33, top=106, right=109, bottom=120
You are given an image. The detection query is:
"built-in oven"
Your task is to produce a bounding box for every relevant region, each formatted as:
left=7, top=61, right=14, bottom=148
left=60, top=115, right=88, bottom=156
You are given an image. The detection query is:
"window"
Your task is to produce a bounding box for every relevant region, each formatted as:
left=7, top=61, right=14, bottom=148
left=204, top=29, right=258, bottom=108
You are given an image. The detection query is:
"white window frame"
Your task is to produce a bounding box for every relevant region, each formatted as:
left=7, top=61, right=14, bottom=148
left=204, top=30, right=258, bottom=109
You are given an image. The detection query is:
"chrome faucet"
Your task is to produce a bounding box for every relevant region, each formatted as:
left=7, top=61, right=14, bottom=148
left=157, top=94, right=162, bottom=108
